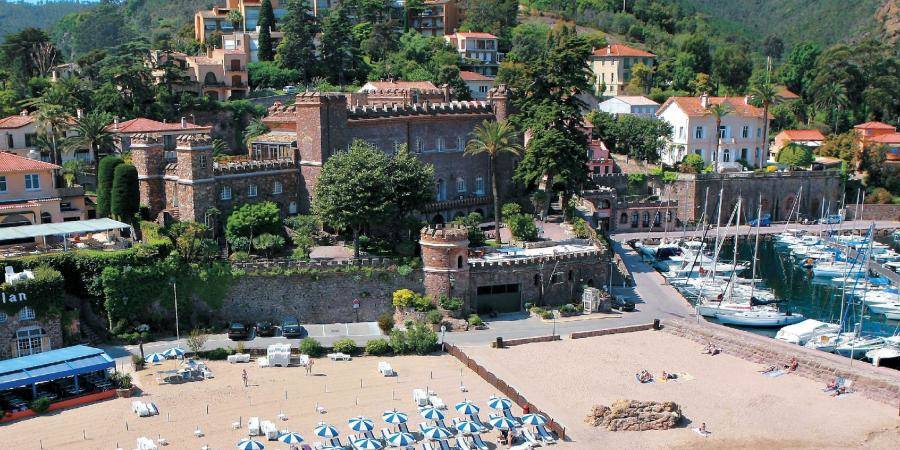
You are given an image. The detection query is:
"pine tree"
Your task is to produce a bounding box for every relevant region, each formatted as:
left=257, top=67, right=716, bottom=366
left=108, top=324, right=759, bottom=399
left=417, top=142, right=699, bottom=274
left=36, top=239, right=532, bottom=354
left=110, top=164, right=139, bottom=222
left=276, top=0, right=319, bottom=82
left=257, top=0, right=276, bottom=61
left=320, top=4, right=361, bottom=86
left=96, top=155, right=123, bottom=218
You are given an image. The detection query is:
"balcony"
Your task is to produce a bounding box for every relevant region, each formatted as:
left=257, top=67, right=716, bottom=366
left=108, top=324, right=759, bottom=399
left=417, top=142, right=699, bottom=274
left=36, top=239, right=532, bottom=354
left=226, top=66, right=247, bottom=72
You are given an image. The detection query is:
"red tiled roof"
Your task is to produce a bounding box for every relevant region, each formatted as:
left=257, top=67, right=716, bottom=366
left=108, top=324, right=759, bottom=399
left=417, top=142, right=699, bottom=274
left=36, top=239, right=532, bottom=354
left=0, top=152, right=60, bottom=173
left=592, top=44, right=655, bottom=58
left=449, top=32, right=498, bottom=39
left=108, top=118, right=210, bottom=134
left=363, top=80, right=439, bottom=91
left=658, top=96, right=769, bottom=119
left=459, top=71, right=493, bottom=81
left=776, top=86, right=800, bottom=100
left=0, top=114, right=35, bottom=129
left=870, top=132, right=900, bottom=144
left=854, top=121, right=895, bottom=130
left=780, top=129, right=825, bottom=141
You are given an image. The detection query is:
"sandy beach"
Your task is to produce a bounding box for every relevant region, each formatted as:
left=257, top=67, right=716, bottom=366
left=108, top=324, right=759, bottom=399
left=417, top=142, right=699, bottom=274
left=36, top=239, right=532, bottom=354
left=462, top=331, right=900, bottom=449
left=0, top=354, right=538, bottom=450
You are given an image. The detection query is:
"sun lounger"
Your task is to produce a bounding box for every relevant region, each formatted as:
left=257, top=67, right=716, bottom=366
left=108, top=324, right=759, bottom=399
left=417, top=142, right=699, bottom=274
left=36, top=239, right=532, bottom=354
left=467, top=414, right=490, bottom=431
left=378, top=361, right=395, bottom=376
left=248, top=417, right=261, bottom=436
left=469, top=434, right=490, bottom=450
left=435, top=439, right=455, bottom=450
left=147, top=402, right=159, bottom=416
left=420, top=444, right=434, bottom=450
left=535, top=425, right=556, bottom=444
left=257, top=357, right=270, bottom=368
left=156, top=437, right=167, bottom=446
left=328, top=352, right=352, bottom=361
left=132, top=401, right=151, bottom=417
left=136, top=437, right=158, bottom=450
left=434, top=419, right=453, bottom=432
left=398, top=423, right=412, bottom=434
left=328, top=437, right=345, bottom=448
left=521, top=429, right=541, bottom=446
left=419, top=422, right=434, bottom=434
left=429, top=395, right=446, bottom=409
left=194, top=427, right=204, bottom=438
left=227, top=353, right=251, bottom=363
left=363, top=430, right=376, bottom=440
left=413, top=389, right=430, bottom=407
left=349, top=435, right=358, bottom=446
left=261, top=420, right=279, bottom=440
left=502, top=410, right=521, bottom=426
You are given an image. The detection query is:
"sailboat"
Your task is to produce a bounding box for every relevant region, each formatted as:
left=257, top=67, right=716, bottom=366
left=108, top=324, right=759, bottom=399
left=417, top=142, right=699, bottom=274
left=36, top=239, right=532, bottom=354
left=866, top=336, right=900, bottom=366
left=775, top=319, right=841, bottom=345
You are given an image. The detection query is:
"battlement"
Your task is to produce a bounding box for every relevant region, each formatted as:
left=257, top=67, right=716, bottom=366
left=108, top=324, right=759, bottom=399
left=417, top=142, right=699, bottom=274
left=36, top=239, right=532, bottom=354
left=419, top=224, right=469, bottom=243
left=347, top=100, right=493, bottom=120
left=468, top=248, right=604, bottom=269
left=213, top=158, right=297, bottom=175
left=176, top=133, right=212, bottom=146
left=293, top=91, right=350, bottom=104
left=130, top=133, right=162, bottom=146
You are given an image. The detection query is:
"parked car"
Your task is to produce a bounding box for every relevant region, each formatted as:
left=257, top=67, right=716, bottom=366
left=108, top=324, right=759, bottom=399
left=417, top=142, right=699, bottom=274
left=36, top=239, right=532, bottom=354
left=283, top=85, right=298, bottom=94
left=281, top=316, right=303, bottom=338
left=227, top=322, right=251, bottom=340
left=819, top=214, right=843, bottom=224
left=255, top=321, right=275, bottom=337
left=748, top=213, right=771, bottom=227
left=611, top=295, right=636, bottom=312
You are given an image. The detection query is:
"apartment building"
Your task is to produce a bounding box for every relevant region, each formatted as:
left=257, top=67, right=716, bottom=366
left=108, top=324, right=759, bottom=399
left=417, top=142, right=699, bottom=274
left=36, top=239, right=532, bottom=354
left=459, top=71, right=494, bottom=99
left=0, top=113, right=87, bottom=163
left=408, top=0, right=462, bottom=37
left=589, top=44, right=655, bottom=97
left=444, top=32, right=501, bottom=77
left=0, top=152, right=89, bottom=232
left=770, top=129, right=825, bottom=161
left=195, top=0, right=290, bottom=62
left=854, top=121, right=900, bottom=165
left=657, top=94, right=770, bottom=169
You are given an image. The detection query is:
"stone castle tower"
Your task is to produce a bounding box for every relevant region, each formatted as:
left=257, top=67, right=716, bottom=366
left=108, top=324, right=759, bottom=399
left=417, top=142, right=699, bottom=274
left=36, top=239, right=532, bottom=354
left=420, top=224, right=470, bottom=308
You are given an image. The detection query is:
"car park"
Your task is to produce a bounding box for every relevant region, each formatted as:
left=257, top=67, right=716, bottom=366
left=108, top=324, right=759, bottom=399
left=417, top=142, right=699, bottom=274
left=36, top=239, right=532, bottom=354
left=611, top=295, right=636, bottom=312
left=255, top=321, right=275, bottom=337
left=281, top=316, right=303, bottom=338
left=227, top=322, right=250, bottom=340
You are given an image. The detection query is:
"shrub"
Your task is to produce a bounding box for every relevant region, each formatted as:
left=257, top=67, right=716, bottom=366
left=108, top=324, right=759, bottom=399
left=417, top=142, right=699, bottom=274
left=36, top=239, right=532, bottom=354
left=501, top=202, right=522, bottom=220
left=111, top=372, right=132, bottom=389
left=523, top=302, right=533, bottom=310
left=300, top=337, right=325, bottom=357
left=425, top=310, right=444, bottom=325
left=30, top=397, right=51, bottom=414
left=529, top=306, right=545, bottom=315
left=540, top=310, right=553, bottom=320
left=680, top=153, right=705, bottom=173
left=392, top=289, right=417, bottom=309
left=507, top=214, right=538, bottom=242
left=131, top=354, right=145, bottom=371
left=230, top=250, right=251, bottom=261
left=440, top=296, right=464, bottom=311
left=558, top=303, right=578, bottom=317
left=467, top=314, right=484, bottom=327
left=365, top=338, right=391, bottom=355
left=377, top=313, right=395, bottom=334
left=202, top=347, right=232, bottom=360
left=572, top=217, right=590, bottom=239
left=407, top=322, right=439, bottom=355
left=96, top=155, right=123, bottom=217
left=110, top=164, right=140, bottom=222
left=388, top=329, right=410, bottom=354
left=412, top=294, right=434, bottom=312
left=332, top=338, right=357, bottom=354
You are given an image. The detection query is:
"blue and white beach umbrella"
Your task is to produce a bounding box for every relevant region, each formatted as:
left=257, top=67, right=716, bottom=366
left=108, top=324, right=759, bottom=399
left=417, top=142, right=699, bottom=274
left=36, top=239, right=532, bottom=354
left=419, top=406, right=445, bottom=420
left=352, top=438, right=382, bottom=450
left=455, top=420, right=481, bottom=434
left=348, top=416, right=375, bottom=432
left=487, top=397, right=512, bottom=410
left=277, top=432, right=304, bottom=444
left=424, top=426, right=454, bottom=441
left=489, top=417, right=517, bottom=430
left=385, top=432, right=416, bottom=447
left=382, top=410, right=409, bottom=424
left=314, top=423, right=340, bottom=438
left=236, top=439, right=265, bottom=450
left=454, top=400, right=480, bottom=415
left=520, top=414, right=547, bottom=426
left=163, top=347, right=185, bottom=358
left=145, top=353, right=166, bottom=364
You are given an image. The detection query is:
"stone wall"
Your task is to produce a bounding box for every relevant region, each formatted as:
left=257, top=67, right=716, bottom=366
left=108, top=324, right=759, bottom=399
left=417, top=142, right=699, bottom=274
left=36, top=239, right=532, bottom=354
left=662, top=318, right=900, bottom=405
left=0, top=315, right=62, bottom=360
left=845, top=204, right=900, bottom=221
left=209, top=271, right=423, bottom=324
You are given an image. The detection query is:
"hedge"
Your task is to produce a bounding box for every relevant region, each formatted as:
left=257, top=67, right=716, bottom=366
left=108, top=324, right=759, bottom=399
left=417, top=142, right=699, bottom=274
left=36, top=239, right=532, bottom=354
left=0, top=266, right=64, bottom=317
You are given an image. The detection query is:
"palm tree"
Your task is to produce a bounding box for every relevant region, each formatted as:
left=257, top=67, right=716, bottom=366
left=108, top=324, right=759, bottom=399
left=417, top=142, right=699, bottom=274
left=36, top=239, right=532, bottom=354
left=27, top=101, right=70, bottom=165
left=815, top=81, right=849, bottom=133
left=465, top=119, right=522, bottom=244
left=749, top=82, right=777, bottom=166
left=66, top=111, right=114, bottom=187
left=243, top=118, right=270, bottom=149
left=707, top=102, right=732, bottom=172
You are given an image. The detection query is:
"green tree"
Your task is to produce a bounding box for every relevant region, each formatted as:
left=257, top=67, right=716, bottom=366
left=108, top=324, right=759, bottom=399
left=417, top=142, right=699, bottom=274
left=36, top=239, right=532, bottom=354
left=320, top=4, right=364, bottom=86
left=681, top=153, right=706, bottom=173
left=0, top=27, right=55, bottom=82
left=624, top=62, right=653, bottom=94
left=814, top=81, right=849, bottom=133
left=388, top=145, right=436, bottom=225
left=243, top=117, right=269, bottom=147
left=465, top=120, right=522, bottom=242
left=110, top=164, right=139, bottom=222
left=166, top=221, right=211, bottom=263
left=252, top=233, right=286, bottom=258
left=778, top=41, right=821, bottom=98
left=65, top=111, right=114, bottom=184
left=712, top=44, right=752, bottom=94
left=257, top=0, right=276, bottom=61
left=277, top=0, right=319, bottom=82
left=749, top=82, right=777, bottom=154
left=458, top=0, right=518, bottom=49
left=225, top=202, right=284, bottom=246
left=762, top=35, right=784, bottom=60
left=248, top=61, right=300, bottom=89
left=226, top=9, right=243, bottom=30
left=816, top=131, right=859, bottom=166
left=96, top=155, right=123, bottom=217
left=24, top=99, right=70, bottom=165
left=706, top=102, right=732, bottom=172
left=777, top=143, right=814, bottom=169
left=60, top=160, right=85, bottom=187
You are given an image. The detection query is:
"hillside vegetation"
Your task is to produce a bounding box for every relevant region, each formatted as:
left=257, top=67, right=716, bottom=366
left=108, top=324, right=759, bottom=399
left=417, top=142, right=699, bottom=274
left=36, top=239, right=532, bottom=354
left=0, top=0, right=91, bottom=37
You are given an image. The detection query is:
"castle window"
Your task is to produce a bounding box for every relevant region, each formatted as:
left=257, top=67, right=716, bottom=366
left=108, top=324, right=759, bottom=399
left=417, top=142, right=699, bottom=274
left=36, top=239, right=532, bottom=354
left=393, top=141, right=402, bottom=153
left=642, top=212, right=650, bottom=227
left=653, top=211, right=661, bottom=226
left=272, top=181, right=283, bottom=194
left=19, top=306, right=36, bottom=321
left=755, top=147, right=760, bottom=161
left=620, top=213, right=628, bottom=224
left=415, top=138, right=424, bottom=153
left=457, top=255, right=463, bottom=269
left=164, top=150, right=176, bottom=160
left=474, top=177, right=484, bottom=195
left=631, top=212, right=638, bottom=227
left=248, top=184, right=258, bottom=197
left=437, top=137, right=444, bottom=152
left=220, top=186, right=232, bottom=200
left=456, top=177, right=466, bottom=194
left=458, top=136, right=465, bottom=150
left=199, top=154, right=207, bottom=168
left=667, top=211, right=673, bottom=222
left=288, top=202, right=297, bottom=214
left=436, top=179, right=446, bottom=201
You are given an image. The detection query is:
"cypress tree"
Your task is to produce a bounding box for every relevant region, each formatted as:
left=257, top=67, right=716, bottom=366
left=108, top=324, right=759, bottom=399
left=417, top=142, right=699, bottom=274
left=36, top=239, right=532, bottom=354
left=276, top=0, right=319, bottom=81
left=96, top=155, right=123, bottom=218
left=110, top=164, right=140, bottom=222
left=257, top=0, right=276, bottom=61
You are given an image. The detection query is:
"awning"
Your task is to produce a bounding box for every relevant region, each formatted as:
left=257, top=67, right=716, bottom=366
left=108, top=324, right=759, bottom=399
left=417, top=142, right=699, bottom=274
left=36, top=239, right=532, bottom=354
left=0, top=345, right=115, bottom=391
left=0, top=218, right=131, bottom=241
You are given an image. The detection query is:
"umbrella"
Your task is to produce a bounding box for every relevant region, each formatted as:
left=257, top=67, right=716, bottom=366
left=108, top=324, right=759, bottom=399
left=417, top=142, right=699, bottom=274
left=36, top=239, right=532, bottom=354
left=455, top=420, right=481, bottom=434
left=520, top=414, right=547, bottom=426
left=352, top=438, right=382, bottom=450
left=385, top=432, right=416, bottom=447
left=487, top=397, right=512, bottom=410
left=163, top=347, right=185, bottom=358
left=489, top=417, right=517, bottom=430
left=454, top=400, right=480, bottom=415
left=314, top=423, right=340, bottom=438
left=145, top=353, right=166, bottom=364
left=277, top=432, right=304, bottom=444
left=419, top=407, right=444, bottom=420
left=424, top=426, right=454, bottom=441
left=382, top=410, right=409, bottom=424
left=347, top=416, right=375, bottom=432
left=236, top=439, right=265, bottom=450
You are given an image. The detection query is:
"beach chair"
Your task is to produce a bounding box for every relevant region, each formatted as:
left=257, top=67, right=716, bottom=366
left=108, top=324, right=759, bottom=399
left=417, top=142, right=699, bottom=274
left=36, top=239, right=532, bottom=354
left=456, top=435, right=473, bottom=450
left=379, top=361, right=395, bottom=376
left=398, top=422, right=412, bottom=435
left=419, top=423, right=434, bottom=434
left=467, top=414, right=491, bottom=431
left=328, top=437, right=345, bottom=448
left=435, top=439, right=455, bottom=450
left=413, top=389, right=429, bottom=407
left=381, top=428, right=393, bottom=440
left=349, top=435, right=359, bottom=446
left=429, top=395, right=446, bottom=410
left=363, top=430, right=376, bottom=440
left=248, top=417, right=261, bottom=436
left=434, top=419, right=453, bottom=432
left=328, top=352, right=352, bottom=361
left=535, top=425, right=556, bottom=444
left=503, top=409, right=521, bottom=425
left=261, top=420, right=279, bottom=440
left=469, top=434, right=490, bottom=450
left=194, top=427, right=204, bottom=438
left=136, top=437, right=158, bottom=450
left=156, top=437, right=167, bottom=446
left=147, top=402, right=159, bottom=416
left=521, top=429, right=541, bottom=446
left=420, top=443, right=434, bottom=450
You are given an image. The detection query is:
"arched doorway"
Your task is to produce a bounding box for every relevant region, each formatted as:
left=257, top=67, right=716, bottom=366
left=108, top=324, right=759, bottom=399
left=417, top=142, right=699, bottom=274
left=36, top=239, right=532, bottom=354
left=431, top=214, right=445, bottom=224
left=40, top=212, right=52, bottom=224
left=204, top=72, right=218, bottom=85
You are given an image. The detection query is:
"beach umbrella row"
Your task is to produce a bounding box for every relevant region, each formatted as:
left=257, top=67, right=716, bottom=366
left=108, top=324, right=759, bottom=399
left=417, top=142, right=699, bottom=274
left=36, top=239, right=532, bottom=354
left=455, top=420, right=481, bottom=434
left=278, top=432, right=304, bottom=444
left=454, top=400, right=479, bottom=415
left=419, top=406, right=444, bottom=420
left=488, top=397, right=512, bottom=410
left=424, top=426, right=453, bottom=441
left=489, top=417, right=517, bottom=430
left=315, top=423, right=340, bottom=438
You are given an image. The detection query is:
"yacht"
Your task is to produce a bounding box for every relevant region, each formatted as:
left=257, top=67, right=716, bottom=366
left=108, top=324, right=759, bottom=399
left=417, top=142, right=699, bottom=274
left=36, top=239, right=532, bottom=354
left=775, top=319, right=841, bottom=345
left=811, top=262, right=866, bottom=278
left=716, top=310, right=805, bottom=328
left=834, top=336, right=886, bottom=359
left=804, top=332, right=857, bottom=353
left=866, top=336, right=900, bottom=366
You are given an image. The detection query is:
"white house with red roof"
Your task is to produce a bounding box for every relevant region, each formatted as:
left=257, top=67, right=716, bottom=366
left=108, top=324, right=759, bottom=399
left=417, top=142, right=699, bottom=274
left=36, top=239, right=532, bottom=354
left=770, top=129, right=825, bottom=161
left=657, top=93, right=770, bottom=169
left=459, top=71, right=494, bottom=99
left=0, top=112, right=38, bottom=161
left=589, top=44, right=656, bottom=97
left=444, top=32, right=501, bottom=77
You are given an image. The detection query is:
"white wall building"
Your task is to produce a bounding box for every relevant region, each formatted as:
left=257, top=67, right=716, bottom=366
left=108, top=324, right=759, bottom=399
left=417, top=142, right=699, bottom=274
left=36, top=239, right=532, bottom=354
left=597, top=96, right=659, bottom=117
left=656, top=94, right=770, bottom=169
left=444, top=32, right=501, bottom=77
left=459, top=71, right=494, bottom=99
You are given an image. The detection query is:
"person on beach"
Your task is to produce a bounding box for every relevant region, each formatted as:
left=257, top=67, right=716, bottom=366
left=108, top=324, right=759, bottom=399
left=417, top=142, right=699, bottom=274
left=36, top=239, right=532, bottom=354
left=784, top=358, right=798, bottom=373
left=241, top=369, right=248, bottom=387
left=307, top=358, right=315, bottom=375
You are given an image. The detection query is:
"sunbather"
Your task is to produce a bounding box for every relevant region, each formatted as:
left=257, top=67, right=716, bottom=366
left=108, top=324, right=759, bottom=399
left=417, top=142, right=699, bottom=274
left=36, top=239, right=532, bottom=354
left=636, top=370, right=653, bottom=383
left=824, top=378, right=838, bottom=392
left=784, top=358, right=799, bottom=373
left=758, top=365, right=777, bottom=374
left=830, top=386, right=847, bottom=397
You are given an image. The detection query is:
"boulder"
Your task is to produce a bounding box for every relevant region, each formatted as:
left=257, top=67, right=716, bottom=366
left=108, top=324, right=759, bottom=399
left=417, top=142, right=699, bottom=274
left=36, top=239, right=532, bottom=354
left=584, top=400, right=682, bottom=431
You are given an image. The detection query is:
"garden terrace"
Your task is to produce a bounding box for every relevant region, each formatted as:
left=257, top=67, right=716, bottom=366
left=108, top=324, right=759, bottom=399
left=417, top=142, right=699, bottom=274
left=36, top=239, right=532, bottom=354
left=468, top=243, right=603, bottom=269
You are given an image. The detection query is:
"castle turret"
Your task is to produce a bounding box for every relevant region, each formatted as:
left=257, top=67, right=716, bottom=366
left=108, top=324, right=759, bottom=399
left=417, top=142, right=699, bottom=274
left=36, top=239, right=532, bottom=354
left=130, top=133, right=166, bottom=218
left=420, top=224, right=471, bottom=310
left=174, top=133, right=215, bottom=222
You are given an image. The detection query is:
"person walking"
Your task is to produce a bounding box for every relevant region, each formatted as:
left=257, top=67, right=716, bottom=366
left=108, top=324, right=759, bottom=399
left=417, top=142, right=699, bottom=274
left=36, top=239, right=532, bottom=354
left=308, top=358, right=315, bottom=376
left=242, top=369, right=248, bottom=387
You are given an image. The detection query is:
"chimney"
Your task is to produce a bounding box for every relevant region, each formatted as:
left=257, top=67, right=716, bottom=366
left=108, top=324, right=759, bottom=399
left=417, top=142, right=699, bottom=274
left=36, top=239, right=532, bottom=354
left=181, top=117, right=186, bottom=128
left=606, top=45, right=611, bottom=56
left=76, top=108, right=83, bottom=119
left=20, top=110, right=27, bottom=116
left=114, top=116, right=119, bottom=130
left=700, top=93, right=710, bottom=109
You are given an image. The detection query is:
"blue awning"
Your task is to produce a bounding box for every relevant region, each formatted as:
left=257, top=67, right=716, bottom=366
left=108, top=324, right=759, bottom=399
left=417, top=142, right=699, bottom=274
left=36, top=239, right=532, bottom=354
left=0, top=345, right=115, bottom=391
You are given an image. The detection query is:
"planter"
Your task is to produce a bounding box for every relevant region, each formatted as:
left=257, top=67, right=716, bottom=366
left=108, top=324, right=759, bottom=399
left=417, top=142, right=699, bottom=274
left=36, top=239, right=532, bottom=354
left=115, top=388, right=133, bottom=398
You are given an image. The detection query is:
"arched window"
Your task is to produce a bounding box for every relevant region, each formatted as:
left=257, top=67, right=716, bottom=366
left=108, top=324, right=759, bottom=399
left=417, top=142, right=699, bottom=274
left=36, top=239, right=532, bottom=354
left=631, top=212, right=639, bottom=227
left=723, top=149, right=730, bottom=162
left=15, top=325, right=44, bottom=357
left=19, top=306, right=36, bottom=321
left=456, top=177, right=466, bottom=193
left=666, top=211, right=673, bottom=222
left=620, top=213, right=628, bottom=224
left=40, top=212, right=52, bottom=224
left=642, top=212, right=650, bottom=227
left=653, top=211, right=661, bottom=226
left=457, top=255, right=463, bottom=269
left=204, top=72, right=218, bottom=85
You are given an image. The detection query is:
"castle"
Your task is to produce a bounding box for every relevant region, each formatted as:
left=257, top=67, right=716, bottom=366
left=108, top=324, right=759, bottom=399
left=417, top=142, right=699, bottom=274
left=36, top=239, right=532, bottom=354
left=133, top=87, right=515, bottom=226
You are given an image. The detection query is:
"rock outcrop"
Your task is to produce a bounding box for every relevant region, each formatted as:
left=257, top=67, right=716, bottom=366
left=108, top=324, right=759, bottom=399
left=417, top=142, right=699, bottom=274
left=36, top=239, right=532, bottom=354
left=584, top=400, right=682, bottom=431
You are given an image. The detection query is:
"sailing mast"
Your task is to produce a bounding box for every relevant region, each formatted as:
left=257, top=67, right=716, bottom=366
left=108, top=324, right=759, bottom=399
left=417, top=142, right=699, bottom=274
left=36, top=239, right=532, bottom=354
left=710, top=187, right=724, bottom=279
left=749, top=195, right=763, bottom=301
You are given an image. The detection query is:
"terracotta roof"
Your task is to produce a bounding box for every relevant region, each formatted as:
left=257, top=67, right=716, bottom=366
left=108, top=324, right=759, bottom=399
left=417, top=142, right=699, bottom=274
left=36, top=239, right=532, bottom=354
left=363, top=80, right=439, bottom=91
left=109, top=118, right=210, bottom=134
left=0, top=152, right=60, bottom=173
left=658, top=96, right=769, bottom=119
left=459, top=71, right=493, bottom=81
left=776, top=86, right=800, bottom=100
left=607, top=95, right=659, bottom=106
left=592, top=44, right=655, bottom=58
left=780, top=129, right=825, bottom=141
left=870, top=132, right=900, bottom=144
left=187, top=56, right=220, bottom=65
left=0, top=114, right=35, bottom=129
left=449, top=32, right=498, bottom=39
left=854, top=121, right=896, bottom=130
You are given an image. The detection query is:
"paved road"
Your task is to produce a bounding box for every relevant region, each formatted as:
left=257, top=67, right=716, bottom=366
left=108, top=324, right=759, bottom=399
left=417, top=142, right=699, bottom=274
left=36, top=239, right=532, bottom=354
left=611, top=220, right=898, bottom=241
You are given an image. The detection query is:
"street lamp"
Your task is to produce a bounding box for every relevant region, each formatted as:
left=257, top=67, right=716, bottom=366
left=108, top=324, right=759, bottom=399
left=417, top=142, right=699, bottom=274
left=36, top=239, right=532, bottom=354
left=170, top=277, right=180, bottom=341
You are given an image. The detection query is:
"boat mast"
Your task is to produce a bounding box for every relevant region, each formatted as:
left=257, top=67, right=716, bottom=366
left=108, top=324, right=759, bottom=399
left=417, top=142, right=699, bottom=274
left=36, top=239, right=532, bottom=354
left=710, top=187, right=724, bottom=280
left=850, top=226, right=876, bottom=365
left=749, top=195, right=763, bottom=300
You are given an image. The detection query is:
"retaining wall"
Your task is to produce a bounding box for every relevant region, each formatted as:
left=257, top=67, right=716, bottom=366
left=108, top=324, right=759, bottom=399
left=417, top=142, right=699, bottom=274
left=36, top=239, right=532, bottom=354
left=493, top=335, right=561, bottom=347
left=570, top=323, right=655, bottom=339
left=845, top=204, right=900, bottom=221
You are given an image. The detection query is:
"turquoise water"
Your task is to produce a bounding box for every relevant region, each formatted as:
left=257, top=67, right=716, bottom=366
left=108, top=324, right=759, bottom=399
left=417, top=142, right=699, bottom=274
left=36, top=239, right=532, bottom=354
left=716, top=237, right=898, bottom=338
